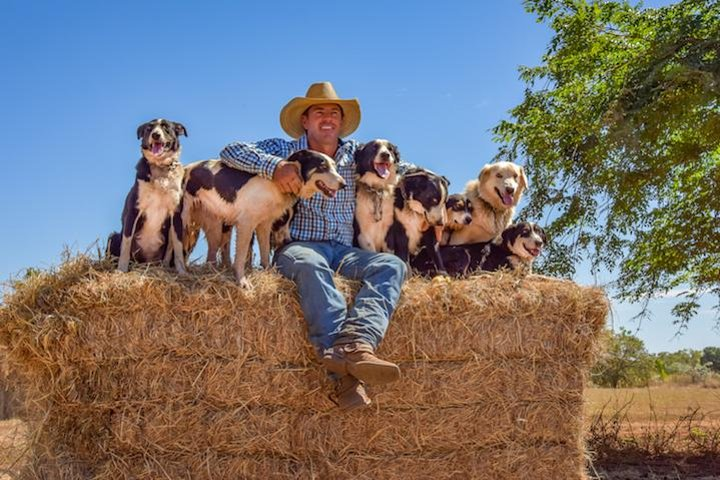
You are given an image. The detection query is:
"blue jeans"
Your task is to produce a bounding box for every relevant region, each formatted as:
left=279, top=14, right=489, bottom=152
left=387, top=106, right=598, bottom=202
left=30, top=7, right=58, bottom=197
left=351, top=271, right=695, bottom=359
left=274, top=241, right=407, bottom=354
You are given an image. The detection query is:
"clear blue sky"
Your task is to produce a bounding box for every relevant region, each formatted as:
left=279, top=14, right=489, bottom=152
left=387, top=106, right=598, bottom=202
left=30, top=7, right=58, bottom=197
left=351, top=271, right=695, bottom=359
left=1, top=0, right=716, bottom=353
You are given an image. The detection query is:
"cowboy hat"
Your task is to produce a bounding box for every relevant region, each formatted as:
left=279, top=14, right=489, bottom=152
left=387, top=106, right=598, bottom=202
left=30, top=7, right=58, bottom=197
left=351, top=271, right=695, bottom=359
left=280, top=82, right=361, bottom=139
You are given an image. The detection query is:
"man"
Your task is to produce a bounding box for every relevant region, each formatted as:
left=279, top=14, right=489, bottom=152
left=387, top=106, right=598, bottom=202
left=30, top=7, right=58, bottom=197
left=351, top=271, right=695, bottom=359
left=220, top=82, right=407, bottom=411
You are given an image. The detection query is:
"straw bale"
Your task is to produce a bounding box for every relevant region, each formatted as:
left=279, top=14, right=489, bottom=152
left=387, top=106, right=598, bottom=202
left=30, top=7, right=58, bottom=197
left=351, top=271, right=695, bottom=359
left=28, top=445, right=585, bottom=480
left=1, top=346, right=19, bottom=419
left=0, top=255, right=607, bottom=479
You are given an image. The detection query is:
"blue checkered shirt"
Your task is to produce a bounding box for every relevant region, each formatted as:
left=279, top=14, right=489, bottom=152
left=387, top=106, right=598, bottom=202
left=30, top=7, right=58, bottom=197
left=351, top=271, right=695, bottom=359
left=220, top=135, right=359, bottom=246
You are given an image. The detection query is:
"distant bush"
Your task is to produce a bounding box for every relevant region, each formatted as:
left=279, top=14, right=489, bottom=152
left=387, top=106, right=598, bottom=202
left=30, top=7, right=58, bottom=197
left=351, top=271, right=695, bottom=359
left=591, top=328, right=655, bottom=388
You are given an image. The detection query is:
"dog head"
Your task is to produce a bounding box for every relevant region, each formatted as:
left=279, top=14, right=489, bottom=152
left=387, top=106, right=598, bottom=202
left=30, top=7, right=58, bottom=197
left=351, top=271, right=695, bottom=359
left=355, top=139, right=400, bottom=189
left=397, top=167, right=450, bottom=227
left=137, top=118, right=188, bottom=166
left=475, top=161, right=527, bottom=210
left=445, top=193, right=473, bottom=231
left=501, top=222, right=547, bottom=262
left=286, top=149, right=346, bottom=199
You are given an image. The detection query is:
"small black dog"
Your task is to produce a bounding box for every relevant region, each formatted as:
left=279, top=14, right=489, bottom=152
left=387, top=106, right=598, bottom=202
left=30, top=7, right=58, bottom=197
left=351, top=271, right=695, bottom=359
left=107, top=119, right=188, bottom=274
left=412, top=221, right=547, bottom=276
left=354, top=139, right=400, bottom=252
left=386, top=167, right=449, bottom=274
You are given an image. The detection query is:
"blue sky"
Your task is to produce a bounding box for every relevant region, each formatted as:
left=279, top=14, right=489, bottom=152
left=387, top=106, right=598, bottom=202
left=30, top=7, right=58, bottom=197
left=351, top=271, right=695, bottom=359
left=1, top=0, right=716, bottom=353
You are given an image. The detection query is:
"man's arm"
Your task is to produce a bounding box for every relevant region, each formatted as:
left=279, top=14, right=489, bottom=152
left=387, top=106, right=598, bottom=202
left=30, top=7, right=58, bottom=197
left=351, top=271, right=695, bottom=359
left=219, top=138, right=295, bottom=179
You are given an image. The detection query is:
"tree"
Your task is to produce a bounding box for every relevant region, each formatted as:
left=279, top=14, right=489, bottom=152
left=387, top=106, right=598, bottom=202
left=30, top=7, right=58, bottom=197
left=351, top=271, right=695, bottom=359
left=493, top=0, right=720, bottom=327
left=701, top=346, right=720, bottom=372
left=592, top=327, right=655, bottom=387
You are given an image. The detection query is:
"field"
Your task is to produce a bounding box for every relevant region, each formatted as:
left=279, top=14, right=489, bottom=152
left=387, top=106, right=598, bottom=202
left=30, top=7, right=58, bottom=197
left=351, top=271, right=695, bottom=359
left=586, top=386, right=720, bottom=479
left=2, top=387, right=719, bottom=479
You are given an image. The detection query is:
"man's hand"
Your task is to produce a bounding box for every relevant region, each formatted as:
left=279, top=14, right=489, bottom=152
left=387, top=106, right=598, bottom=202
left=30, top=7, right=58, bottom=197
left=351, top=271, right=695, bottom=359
left=273, top=160, right=303, bottom=194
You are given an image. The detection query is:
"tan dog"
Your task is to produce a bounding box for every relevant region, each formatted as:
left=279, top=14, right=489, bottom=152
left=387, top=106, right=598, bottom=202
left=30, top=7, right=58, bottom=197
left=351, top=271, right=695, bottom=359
left=447, top=161, right=527, bottom=245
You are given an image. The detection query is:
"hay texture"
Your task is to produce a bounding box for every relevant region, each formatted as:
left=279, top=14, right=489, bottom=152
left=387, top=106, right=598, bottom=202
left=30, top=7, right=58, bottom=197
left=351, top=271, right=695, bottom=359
left=0, top=256, right=608, bottom=479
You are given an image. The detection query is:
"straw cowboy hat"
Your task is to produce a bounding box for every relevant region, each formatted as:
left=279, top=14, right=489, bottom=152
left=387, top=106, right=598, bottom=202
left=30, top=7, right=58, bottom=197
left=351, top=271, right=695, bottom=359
left=280, top=82, right=361, bottom=139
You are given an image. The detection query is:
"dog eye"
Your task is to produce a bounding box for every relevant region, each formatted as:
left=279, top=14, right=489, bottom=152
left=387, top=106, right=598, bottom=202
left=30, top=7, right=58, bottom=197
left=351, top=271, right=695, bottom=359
left=496, top=173, right=503, bottom=179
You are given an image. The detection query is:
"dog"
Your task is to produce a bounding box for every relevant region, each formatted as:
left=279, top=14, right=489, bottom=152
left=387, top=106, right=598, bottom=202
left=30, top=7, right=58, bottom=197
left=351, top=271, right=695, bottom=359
left=181, top=201, right=232, bottom=266
left=412, top=221, right=547, bottom=276
left=354, top=139, right=400, bottom=252
left=385, top=167, right=449, bottom=274
left=182, top=150, right=345, bottom=288
left=441, top=193, right=474, bottom=245
left=447, top=161, right=527, bottom=245
left=473, top=222, right=546, bottom=273
left=107, top=119, right=188, bottom=274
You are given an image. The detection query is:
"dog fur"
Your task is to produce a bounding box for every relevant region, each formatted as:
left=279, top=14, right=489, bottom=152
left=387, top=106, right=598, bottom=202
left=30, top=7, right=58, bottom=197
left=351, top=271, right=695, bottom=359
left=181, top=150, right=345, bottom=288
left=447, top=161, right=527, bottom=245
left=385, top=168, right=449, bottom=274
left=473, top=222, right=546, bottom=273
left=441, top=193, right=474, bottom=245
left=108, top=118, right=188, bottom=274
left=353, top=139, right=400, bottom=252
left=412, top=222, right=546, bottom=276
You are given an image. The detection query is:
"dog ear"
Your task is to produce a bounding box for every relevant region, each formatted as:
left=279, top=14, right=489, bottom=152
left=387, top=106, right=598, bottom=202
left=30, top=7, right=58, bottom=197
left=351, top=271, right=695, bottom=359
left=501, top=224, right=520, bottom=245
left=518, top=166, right=528, bottom=192
left=535, top=224, right=548, bottom=244
left=478, top=164, right=492, bottom=181
left=136, top=122, right=149, bottom=140
left=440, top=175, right=450, bottom=188
left=389, top=142, right=401, bottom=163
left=173, top=122, right=188, bottom=137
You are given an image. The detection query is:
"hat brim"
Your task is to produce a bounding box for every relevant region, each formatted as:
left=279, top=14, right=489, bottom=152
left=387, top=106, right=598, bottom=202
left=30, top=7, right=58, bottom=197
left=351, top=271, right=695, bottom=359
left=280, top=97, right=361, bottom=139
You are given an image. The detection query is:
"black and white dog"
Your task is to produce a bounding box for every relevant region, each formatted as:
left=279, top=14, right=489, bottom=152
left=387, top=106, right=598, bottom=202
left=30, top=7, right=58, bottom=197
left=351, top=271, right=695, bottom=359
left=354, top=139, right=400, bottom=252
left=471, top=221, right=546, bottom=273
left=182, top=150, right=346, bottom=288
left=386, top=168, right=449, bottom=274
left=412, top=221, right=547, bottom=276
left=107, top=119, right=188, bottom=274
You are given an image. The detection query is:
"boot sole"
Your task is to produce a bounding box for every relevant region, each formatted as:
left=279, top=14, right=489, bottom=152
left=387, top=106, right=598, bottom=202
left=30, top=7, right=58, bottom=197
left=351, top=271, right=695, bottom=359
left=348, top=361, right=401, bottom=385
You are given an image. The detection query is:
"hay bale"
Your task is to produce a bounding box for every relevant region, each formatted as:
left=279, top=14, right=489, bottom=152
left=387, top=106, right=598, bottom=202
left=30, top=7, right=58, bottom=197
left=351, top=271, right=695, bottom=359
left=0, top=256, right=607, bottom=479
left=0, top=346, right=19, bottom=419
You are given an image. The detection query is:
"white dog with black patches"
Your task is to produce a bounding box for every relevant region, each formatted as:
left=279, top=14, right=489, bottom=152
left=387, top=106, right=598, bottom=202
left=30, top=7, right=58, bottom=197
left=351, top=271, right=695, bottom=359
left=353, top=139, right=400, bottom=252
left=108, top=118, right=188, bottom=275
left=182, top=150, right=346, bottom=288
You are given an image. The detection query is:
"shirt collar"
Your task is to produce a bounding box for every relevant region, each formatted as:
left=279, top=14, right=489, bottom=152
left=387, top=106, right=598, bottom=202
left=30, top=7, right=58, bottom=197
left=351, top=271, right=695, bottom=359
left=297, top=134, right=350, bottom=160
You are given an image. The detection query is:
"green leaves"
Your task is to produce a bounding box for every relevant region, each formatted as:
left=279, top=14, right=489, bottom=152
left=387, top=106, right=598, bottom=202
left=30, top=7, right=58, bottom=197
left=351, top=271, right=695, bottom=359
left=500, top=0, right=720, bottom=326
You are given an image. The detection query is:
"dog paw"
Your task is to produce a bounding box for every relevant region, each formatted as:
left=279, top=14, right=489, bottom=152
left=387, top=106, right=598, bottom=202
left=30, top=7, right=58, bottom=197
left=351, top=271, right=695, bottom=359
left=237, top=277, right=253, bottom=290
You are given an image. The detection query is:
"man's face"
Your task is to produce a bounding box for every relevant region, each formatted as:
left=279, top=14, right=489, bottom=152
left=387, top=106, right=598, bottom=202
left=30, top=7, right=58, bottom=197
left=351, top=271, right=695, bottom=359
left=301, top=103, right=343, bottom=144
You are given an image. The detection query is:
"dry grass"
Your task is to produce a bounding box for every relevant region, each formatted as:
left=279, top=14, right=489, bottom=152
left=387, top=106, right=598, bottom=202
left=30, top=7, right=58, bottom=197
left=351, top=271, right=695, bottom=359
left=0, top=255, right=608, bottom=479
left=586, top=386, right=720, bottom=423
left=585, top=386, right=720, bottom=479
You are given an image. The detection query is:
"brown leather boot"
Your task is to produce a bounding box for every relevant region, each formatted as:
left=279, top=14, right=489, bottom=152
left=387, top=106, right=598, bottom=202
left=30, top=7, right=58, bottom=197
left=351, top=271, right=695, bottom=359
left=330, top=375, right=372, bottom=411
left=321, top=342, right=400, bottom=385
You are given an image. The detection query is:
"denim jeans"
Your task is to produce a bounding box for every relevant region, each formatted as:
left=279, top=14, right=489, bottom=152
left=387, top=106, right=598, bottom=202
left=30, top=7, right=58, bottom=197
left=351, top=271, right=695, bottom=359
left=274, top=241, right=408, bottom=354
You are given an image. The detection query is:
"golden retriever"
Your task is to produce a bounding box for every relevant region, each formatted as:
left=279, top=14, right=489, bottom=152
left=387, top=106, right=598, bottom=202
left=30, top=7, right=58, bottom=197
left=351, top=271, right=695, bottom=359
left=445, top=161, right=527, bottom=245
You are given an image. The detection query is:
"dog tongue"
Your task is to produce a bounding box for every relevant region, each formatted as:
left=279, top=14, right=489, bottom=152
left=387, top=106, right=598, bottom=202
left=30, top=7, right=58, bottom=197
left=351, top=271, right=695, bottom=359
left=502, top=193, right=513, bottom=206
left=152, top=143, right=163, bottom=155
left=375, top=162, right=390, bottom=179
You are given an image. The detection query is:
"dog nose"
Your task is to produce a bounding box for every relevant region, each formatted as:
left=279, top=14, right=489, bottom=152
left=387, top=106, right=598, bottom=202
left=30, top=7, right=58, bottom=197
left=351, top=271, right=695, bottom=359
left=152, top=132, right=161, bottom=140
left=535, top=240, right=544, bottom=247
left=505, top=186, right=515, bottom=194
left=464, top=216, right=472, bottom=225
left=338, top=180, right=347, bottom=190
left=380, top=151, right=390, bottom=161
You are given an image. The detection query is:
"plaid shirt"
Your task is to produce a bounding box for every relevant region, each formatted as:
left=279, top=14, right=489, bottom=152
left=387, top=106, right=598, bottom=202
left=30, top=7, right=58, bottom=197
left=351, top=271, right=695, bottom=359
left=220, top=135, right=359, bottom=246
